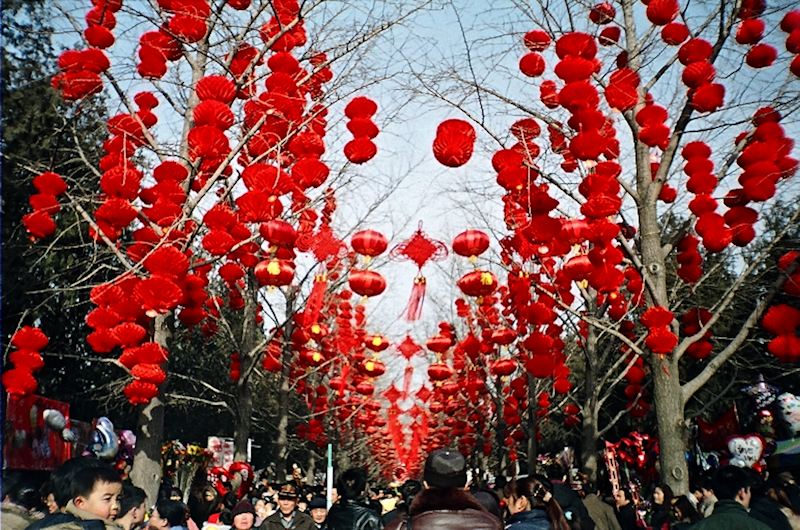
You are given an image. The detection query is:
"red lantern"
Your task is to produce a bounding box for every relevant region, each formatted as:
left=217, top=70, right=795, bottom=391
left=361, top=358, right=386, bottom=377
left=452, top=229, right=490, bottom=259
left=259, top=220, right=297, bottom=248
left=351, top=229, right=388, bottom=257
left=365, top=335, right=389, bottom=352
left=427, top=362, right=453, bottom=381
left=426, top=335, right=452, bottom=353
left=348, top=269, right=386, bottom=297
left=457, top=270, right=498, bottom=297
left=490, top=359, right=517, bottom=377
left=254, top=259, right=295, bottom=287
left=432, top=119, right=476, bottom=168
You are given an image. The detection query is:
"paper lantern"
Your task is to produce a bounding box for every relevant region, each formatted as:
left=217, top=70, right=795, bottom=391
left=661, top=22, right=689, bottom=45
left=682, top=61, right=716, bottom=88
left=457, top=270, right=498, bottom=297
left=555, top=32, right=597, bottom=60
left=85, top=25, right=115, bottom=48
left=292, top=158, right=329, bottom=189
left=589, top=2, right=616, bottom=24
left=260, top=220, right=297, bottom=248
left=691, top=83, right=725, bottom=113
left=196, top=75, right=236, bottom=104
left=168, top=14, right=208, bottom=43
left=736, top=19, right=765, bottom=45
left=523, top=29, right=551, bottom=51
left=344, top=137, right=377, bottom=164
left=2, top=368, right=38, bottom=395
left=746, top=44, right=777, bottom=68
left=646, top=0, right=679, bottom=26
left=254, top=259, right=295, bottom=287
left=452, top=229, right=490, bottom=259
left=679, top=39, right=713, bottom=65
left=351, top=229, right=389, bottom=257
left=11, top=327, right=50, bottom=351
left=22, top=211, right=57, bottom=239
left=123, top=380, right=159, bottom=405
left=348, top=269, right=386, bottom=297
left=427, top=362, right=454, bottom=381
left=519, top=52, right=546, bottom=77
left=599, top=26, right=621, bottom=45
left=432, top=119, right=476, bottom=167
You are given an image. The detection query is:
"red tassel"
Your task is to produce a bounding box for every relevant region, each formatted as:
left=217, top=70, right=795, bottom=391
left=304, top=274, right=327, bottom=324
left=402, top=365, right=414, bottom=396
left=404, top=275, right=426, bottom=321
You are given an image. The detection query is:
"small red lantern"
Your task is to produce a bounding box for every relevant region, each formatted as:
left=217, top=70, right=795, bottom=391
left=348, top=269, right=386, bottom=297
left=490, top=358, right=517, bottom=377
left=452, top=229, right=490, bottom=260
left=361, top=358, right=386, bottom=377
left=255, top=259, right=295, bottom=287
left=259, top=220, right=297, bottom=248
left=351, top=229, right=388, bottom=258
left=365, top=335, right=389, bottom=352
left=457, top=270, right=498, bottom=297
left=426, top=335, right=452, bottom=353
left=427, top=362, right=453, bottom=381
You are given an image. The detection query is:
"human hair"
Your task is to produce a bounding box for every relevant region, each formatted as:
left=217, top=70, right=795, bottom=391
left=654, top=483, right=674, bottom=505
left=545, top=463, right=566, bottom=481
left=616, top=487, right=632, bottom=502
left=504, top=476, right=570, bottom=530
left=767, top=477, right=800, bottom=515
left=400, top=480, right=422, bottom=506
left=711, top=466, right=751, bottom=500
left=472, top=488, right=502, bottom=521
left=336, top=468, right=367, bottom=500
left=671, top=495, right=701, bottom=523
left=52, top=457, right=111, bottom=507
left=119, top=483, right=147, bottom=518
left=7, top=481, right=42, bottom=511
left=155, top=499, right=188, bottom=527
left=70, top=465, right=122, bottom=500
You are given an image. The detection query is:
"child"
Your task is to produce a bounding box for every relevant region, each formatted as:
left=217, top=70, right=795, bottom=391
left=115, top=484, right=147, bottom=530
left=53, top=465, right=123, bottom=530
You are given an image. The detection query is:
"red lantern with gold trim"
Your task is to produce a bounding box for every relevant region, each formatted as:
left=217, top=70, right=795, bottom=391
left=452, top=229, right=490, bottom=260
left=457, top=270, right=498, bottom=297
left=348, top=269, right=386, bottom=297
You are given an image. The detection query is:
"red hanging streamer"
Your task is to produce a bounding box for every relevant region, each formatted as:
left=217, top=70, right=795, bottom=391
left=304, top=274, right=327, bottom=324
left=404, top=275, right=426, bottom=321
left=390, top=222, right=448, bottom=322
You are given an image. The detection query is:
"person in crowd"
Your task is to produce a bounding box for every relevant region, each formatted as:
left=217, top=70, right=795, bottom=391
left=25, top=457, right=112, bottom=530
left=252, top=500, right=270, bottom=527
left=687, top=482, right=704, bottom=513
left=545, top=464, right=595, bottom=530
left=307, top=497, right=327, bottom=530
left=40, top=483, right=58, bottom=515
left=691, top=465, right=771, bottom=530
left=648, top=484, right=673, bottom=530
left=471, top=488, right=503, bottom=523
left=612, top=488, right=637, bottom=530
left=581, top=484, right=620, bottom=530
left=115, top=484, right=146, bottom=530
left=767, top=476, right=800, bottom=529
left=380, top=481, right=420, bottom=527
left=296, top=500, right=308, bottom=515
left=697, top=474, right=718, bottom=519
left=384, top=449, right=501, bottom=530
left=46, top=465, right=123, bottom=530
left=776, top=472, right=800, bottom=515
left=325, top=468, right=382, bottom=530
left=669, top=496, right=701, bottom=529
left=149, top=500, right=190, bottom=530
left=744, top=469, right=791, bottom=530
left=188, top=487, right=218, bottom=527
left=230, top=501, right=255, bottom=530
left=3, top=481, right=44, bottom=530
left=259, top=484, right=313, bottom=530
left=504, top=475, right=570, bottom=530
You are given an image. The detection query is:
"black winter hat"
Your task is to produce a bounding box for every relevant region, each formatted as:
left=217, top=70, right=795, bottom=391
left=308, top=496, right=327, bottom=510
left=423, top=449, right=467, bottom=489
left=231, top=500, right=255, bottom=518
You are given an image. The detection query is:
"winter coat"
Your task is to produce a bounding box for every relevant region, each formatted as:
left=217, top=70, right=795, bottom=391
left=613, top=504, right=637, bottom=530
left=3, top=503, right=38, bottom=530
left=748, top=497, right=792, bottom=530
left=504, top=509, right=552, bottom=530
left=383, top=488, right=502, bottom=530
left=326, top=499, right=382, bottom=530
left=259, top=510, right=314, bottom=530
left=690, top=499, right=772, bottom=530
left=552, top=483, right=595, bottom=530
left=25, top=503, right=122, bottom=530
left=582, top=494, right=621, bottom=530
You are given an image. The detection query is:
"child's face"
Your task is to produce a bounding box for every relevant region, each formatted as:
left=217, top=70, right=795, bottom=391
left=75, top=481, right=122, bottom=520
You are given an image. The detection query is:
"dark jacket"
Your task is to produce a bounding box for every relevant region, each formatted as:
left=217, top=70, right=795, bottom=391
left=582, top=494, right=620, bottom=530
left=690, top=499, right=772, bottom=530
left=383, top=488, right=501, bottom=530
left=649, top=506, right=670, bottom=530
left=326, top=499, right=382, bottom=530
left=553, top=483, right=595, bottom=530
left=613, top=504, right=637, bottom=530
left=505, top=509, right=551, bottom=530
left=27, top=503, right=122, bottom=530
left=260, top=510, right=315, bottom=530
left=748, top=497, right=792, bottom=530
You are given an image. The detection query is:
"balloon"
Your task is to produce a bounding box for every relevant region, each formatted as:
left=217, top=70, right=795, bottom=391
left=43, top=409, right=67, bottom=430
left=742, top=374, right=780, bottom=409
left=697, top=406, right=740, bottom=451
left=208, top=466, right=232, bottom=496
left=727, top=434, right=765, bottom=468
left=89, top=417, right=119, bottom=460
left=62, top=428, right=77, bottom=442
left=228, top=461, right=254, bottom=499
left=778, top=392, right=800, bottom=437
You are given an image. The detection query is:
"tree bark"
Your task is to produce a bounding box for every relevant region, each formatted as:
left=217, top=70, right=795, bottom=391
left=652, top=355, right=688, bottom=493
left=130, top=315, right=170, bottom=504
left=581, top=323, right=599, bottom=482
left=233, top=354, right=253, bottom=462
left=526, top=377, right=538, bottom=476
left=274, top=291, right=296, bottom=482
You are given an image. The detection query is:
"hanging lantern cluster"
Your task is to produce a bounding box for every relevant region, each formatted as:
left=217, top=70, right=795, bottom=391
left=1, top=326, right=48, bottom=396
left=343, top=96, right=379, bottom=164
left=22, top=172, right=68, bottom=240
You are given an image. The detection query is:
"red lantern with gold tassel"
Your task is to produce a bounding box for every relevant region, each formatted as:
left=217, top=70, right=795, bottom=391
left=452, top=229, right=490, bottom=262
left=390, top=222, right=448, bottom=321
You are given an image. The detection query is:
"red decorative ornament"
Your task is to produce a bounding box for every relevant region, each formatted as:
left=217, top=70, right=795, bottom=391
left=452, top=229, right=490, bottom=260
left=351, top=229, right=389, bottom=258
left=457, top=270, right=498, bottom=297
left=348, top=269, right=387, bottom=297
left=432, top=119, right=476, bottom=167
left=390, top=222, right=448, bottom=321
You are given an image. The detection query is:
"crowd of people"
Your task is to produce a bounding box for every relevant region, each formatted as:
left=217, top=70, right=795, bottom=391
left=4, top=449, right=800, bottom=530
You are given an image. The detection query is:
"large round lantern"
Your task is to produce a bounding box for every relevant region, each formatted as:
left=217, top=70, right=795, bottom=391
left=452, top=229, right=490, bottom=260
left=361, top=358, right=386, bottom=377
left=427, top=362, right=453, bottom=381
left=348, top=269, right=386, bottom=297
left=457, top=270, right=498, bottom=297
left=259, top=220, right=297, bottom=248
left=490, top=358, right=517, bottom=377
left=255, top=259, right=295, bottom=287
left=432, top=119, right=476, bottom=168
left=351, top=229, right=388, bottom=258
left=426, top=334, right=452, bottom=353
left=365, top=335, right=389, bottom=352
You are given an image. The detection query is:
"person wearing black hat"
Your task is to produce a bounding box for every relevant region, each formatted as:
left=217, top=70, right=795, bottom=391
left=325, top=468, right=382, bottom=530
left=384, top=449, right=502, bottom=530
left=258, top=485, right=313, bottom=530
left=231, top=501, right=256, bottom=530
left=306, top=498, right=327, bottom=530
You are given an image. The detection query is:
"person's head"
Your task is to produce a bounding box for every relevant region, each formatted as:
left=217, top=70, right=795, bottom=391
left=308, top=496, right=327, bottom=524
left=545, top=463, right=566, bottom=482
left=335, top=468, right=367, bottom=500
left=472, top=489, right=502, bottom=521
left=698, top=473, right=715, bottom=499
left=296, top=500, right=307, bottom=513
left=149, top=499, right=188, bottom=530
left=423, top=449, right=467, bottom=490
left=276, top=484, right=299, bottom=516
left=169, top=488, right=183, bottom=502
left=202, top=487, right=217, bottom=504
left=52, top=457, right=111, bottom=509
left=504, top=476, right=569, bottom=530
left=399, top=480, right=422, bottom=506
left=71, top=465, right=123, bottom=520
left=613, top=487, right=631, bottom=507
left=254, top=498, right=268, bottom=518
left=671, top=495, right=701, bottom=523
left=653, top=484, right=673, bottom=506
left=711, top=465, right=752, bottom=507
left=5, top=481, right=41, bottom=511
left=230, top=500, right=255, bottom=530
left=117, top=484, right=147, bottom=529
left=40, top=481, right=58, bottom=514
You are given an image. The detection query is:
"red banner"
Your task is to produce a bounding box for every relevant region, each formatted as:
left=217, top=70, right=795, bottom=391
left=4, top=394, right=71, bottom=470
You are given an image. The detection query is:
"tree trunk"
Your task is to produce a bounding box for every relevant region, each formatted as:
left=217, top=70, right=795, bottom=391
left=493, top=377, right=506, bottom=478
left=234, top=278, right=259, bottom=462
left=274, top=291, right=296, bottom=482
left=526, top=377, right=538, bottom=476
left=130, top=315, right=169, bottom=504
left=652, top=355, right=689, bottom=494
left=306, top=449, right=317, bottom=484
left=581, top=325, right=599, bottom=482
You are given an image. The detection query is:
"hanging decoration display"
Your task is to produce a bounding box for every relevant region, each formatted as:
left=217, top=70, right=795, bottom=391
left=389, top=222, right=448, bottom=321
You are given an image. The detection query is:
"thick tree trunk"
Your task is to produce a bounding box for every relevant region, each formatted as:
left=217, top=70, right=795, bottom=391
left=526, top=377, right=538, bottom=476
left=130, top=315, right=169, bottom=504
left=306, top=449, right=317, bottom=484
left=274, top=292, right=295, bottom=482
left=581, top=325, right=599, bottom=482
left=233, top=358, right=253, bottom=461
left=652, top=355, right=689, bottom=494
